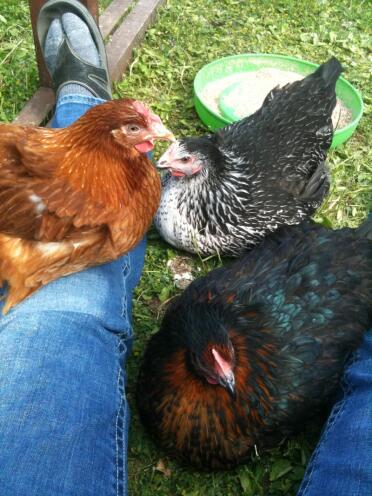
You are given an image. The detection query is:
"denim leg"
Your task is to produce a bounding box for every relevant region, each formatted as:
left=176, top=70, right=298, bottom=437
left=0, top=97, right=146, bottom=496
left=298, top=329, right=372, bottom=496
left=51, top=94, right=106, bottom=127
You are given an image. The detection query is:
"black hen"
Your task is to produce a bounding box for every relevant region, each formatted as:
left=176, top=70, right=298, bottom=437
left=155, top=58, right=343, bottom=256
left=137, top=217, right=372, bottom=469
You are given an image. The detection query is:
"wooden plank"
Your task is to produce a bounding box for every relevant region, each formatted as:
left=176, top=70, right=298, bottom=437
left=99, top=0, right=134, bottom=39
left=106, top=0, right=166, bottom=81
left=13, top=87, right=55, bottom=126
left=81, top=0, right=98, bottom=19
left=29, top=0, right=52, bottom=87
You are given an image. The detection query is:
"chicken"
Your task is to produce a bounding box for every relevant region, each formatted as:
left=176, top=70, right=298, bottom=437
left=136, top=217, right=372, bottom=469
left=155, top=57, right=343, bottom=256
left=0, top=98, right=174, bottom=313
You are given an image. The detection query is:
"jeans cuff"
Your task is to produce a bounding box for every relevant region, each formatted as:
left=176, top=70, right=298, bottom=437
left=56, top=94, right=106, bottom=107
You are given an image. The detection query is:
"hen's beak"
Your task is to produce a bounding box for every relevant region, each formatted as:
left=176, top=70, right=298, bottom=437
left=156, top=156, right=171, bottom=169
left=219, top=371, right=236, bottom=400
left=134, top=124, right=175, bottom=155
left=148, top=122, right=175, bottom=142
left=156, top=142, right=178, bottom=169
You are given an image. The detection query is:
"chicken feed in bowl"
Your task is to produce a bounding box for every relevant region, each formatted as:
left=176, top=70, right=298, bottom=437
left=201, top=68, right=353, bottom=130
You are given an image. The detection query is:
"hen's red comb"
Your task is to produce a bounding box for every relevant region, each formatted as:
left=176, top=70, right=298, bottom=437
left=133, top=100, right=162, bottom=124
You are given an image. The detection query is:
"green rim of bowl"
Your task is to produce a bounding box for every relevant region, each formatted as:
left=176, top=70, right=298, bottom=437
left=194, top=53, right=364, bottom=148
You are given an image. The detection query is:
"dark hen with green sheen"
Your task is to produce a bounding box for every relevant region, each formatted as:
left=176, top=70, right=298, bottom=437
left=137, top=217, right=372, bottom=469
left=155, top=58, right=342, bottom=256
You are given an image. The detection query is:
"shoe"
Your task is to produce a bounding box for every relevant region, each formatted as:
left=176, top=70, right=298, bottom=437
left=37, top=0, right=112, bottom=100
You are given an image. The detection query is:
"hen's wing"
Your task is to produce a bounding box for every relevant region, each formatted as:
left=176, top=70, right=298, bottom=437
left=0, top=124, right=116, bottom=241
left=217, top=59, right=342, bottom=203
left=211, top=221, right=371, bottom=422
left=183, top=221, right=371, bottom=430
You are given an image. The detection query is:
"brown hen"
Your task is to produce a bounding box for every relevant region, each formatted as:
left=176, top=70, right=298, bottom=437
left=0, top=98, right=174, bottom=313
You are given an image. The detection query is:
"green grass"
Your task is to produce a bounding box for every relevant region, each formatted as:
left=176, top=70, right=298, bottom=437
left=0, top=0, right=371, bottom=495
left=0, top=1, right=38, bottom=120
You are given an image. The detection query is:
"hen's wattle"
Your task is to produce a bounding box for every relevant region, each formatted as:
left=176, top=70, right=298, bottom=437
left=136, top=217, right=372, bottom=469
left=155, top=57, right=343, bottom=256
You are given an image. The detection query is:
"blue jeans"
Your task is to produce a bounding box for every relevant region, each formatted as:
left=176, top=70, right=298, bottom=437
left=298, top=330, right=372, bottom=495
left=0, top=95, right=145, bottom=496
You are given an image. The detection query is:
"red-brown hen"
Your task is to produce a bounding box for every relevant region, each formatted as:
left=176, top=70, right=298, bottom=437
left=0, top=98, right=174, bottom=313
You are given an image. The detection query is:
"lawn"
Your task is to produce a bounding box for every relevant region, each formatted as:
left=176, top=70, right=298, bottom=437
left=0, top=0, right=371, bottom=495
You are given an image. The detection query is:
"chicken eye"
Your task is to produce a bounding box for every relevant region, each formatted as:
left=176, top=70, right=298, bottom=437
left=126, top=124, right=141, bottom=133
left=180, top=156, right=191, bottom=163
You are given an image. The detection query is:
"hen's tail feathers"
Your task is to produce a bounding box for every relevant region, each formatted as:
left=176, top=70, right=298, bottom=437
left=310, top=57, right=343, bottom=90
left=356, top=214, right=372, bottom=240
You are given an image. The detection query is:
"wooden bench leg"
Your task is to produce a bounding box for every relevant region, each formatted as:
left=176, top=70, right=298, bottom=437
left=28, top=0, right=99, bottom=87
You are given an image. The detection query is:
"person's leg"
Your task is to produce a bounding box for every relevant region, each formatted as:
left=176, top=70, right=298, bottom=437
left=0, top=3, right=141, bottom=495
left=0, top=244, right=145, bottom=496
left=298, top=329, right=372, bottom=496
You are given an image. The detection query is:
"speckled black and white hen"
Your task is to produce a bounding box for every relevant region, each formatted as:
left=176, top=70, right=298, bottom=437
left=155, top=58, right=342, bottom=256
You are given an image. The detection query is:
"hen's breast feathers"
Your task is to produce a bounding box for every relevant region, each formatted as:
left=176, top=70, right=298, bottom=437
left=141, top=333, right=277, bottom=466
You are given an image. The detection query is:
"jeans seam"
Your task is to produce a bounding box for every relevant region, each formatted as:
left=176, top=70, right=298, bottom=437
left=121, top=387, right=129, bottom=496
left=298, top=352, right=358, bottom=495
left=115, top=362, right=126, bottom=496
left=114, top=254, right=132, bottom=496
left=120, top=256, right=132, bottom=339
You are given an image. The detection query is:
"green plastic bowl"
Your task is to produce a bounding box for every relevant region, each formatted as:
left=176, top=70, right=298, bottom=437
left=194, top=54, right=363, bottom=148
